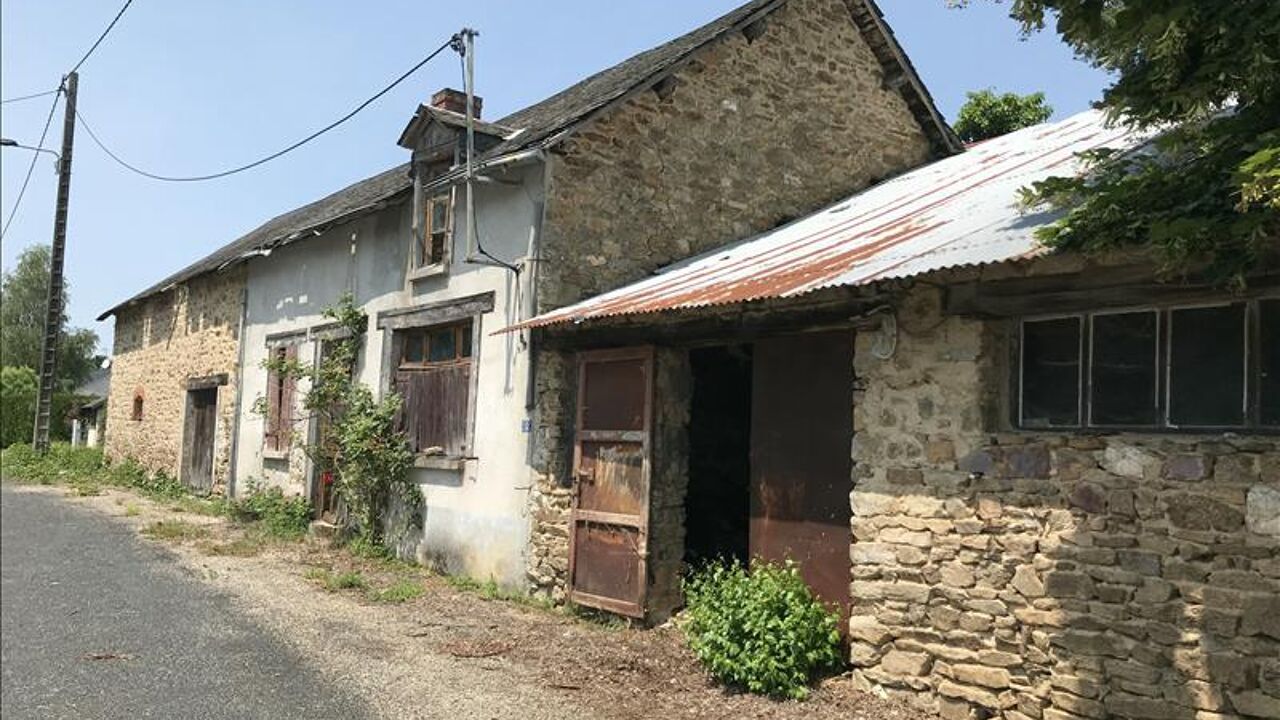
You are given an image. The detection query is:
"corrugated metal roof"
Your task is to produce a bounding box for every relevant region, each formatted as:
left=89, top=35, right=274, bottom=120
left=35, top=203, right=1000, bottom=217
left=510, top=109, right=1147, bottom=331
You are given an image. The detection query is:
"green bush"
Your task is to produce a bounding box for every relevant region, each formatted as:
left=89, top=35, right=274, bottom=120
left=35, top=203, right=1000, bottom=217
left=0, top=366, right=37, bottom=448
left=0, top=442, right=104, bottom=484
left=682, top=559, right=843, bottom=699
left=116, top=467, right=187, bottom=500
left=234, top=485, right=311, bottom=538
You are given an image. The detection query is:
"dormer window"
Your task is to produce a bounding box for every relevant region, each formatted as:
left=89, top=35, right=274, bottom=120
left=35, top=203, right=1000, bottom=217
left=416, top=189, right=454, bottom=270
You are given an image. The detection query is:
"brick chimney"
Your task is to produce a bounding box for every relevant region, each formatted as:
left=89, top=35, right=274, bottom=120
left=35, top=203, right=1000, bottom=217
left=431, top=87, right=482, bottom=118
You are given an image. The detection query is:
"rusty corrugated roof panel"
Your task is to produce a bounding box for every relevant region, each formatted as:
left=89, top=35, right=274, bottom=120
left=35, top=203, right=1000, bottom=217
left=510, top=109, right=1147, bottom=331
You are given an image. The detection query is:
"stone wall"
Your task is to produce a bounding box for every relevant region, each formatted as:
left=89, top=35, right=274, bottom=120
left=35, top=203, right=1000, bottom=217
left=527, top=0, right=937, bottom=602
left=648, top=347, right=692, bottom=622
left=536, top=0, right=933, bottom=313
left=849, top=285, right=1280, bottom=719
left=105, top=267, right=244, bottom=492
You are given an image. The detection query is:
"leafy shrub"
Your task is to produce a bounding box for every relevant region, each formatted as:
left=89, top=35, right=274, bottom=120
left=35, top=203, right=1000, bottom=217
left=0, top=366, right=37, bottom=449
left=105, top=457, right=149, bottom=487
left=682, top=560, right=842, bottom=699
left=127, top=469, right=187, bottom=500
left=234, top=485, right=311, bottom=539
left=1, top=442, right=104, bottom=484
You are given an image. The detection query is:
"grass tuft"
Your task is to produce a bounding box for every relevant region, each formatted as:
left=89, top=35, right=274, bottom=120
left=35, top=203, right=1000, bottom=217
left=305, top=568, right=369, bottom=592
left=367, top=578, right=425, bottom=603
left=141, top=520, right=210, bottom=542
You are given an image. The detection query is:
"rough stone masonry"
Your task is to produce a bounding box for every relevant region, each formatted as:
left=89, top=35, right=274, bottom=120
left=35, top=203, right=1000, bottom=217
left=849, top=282, right=1280, bottom=720
left=524, top=0, right=939, bottom=601
left=105, top=267, right=244, bottom=492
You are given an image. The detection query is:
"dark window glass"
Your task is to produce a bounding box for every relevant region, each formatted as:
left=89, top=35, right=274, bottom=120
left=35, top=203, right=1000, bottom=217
left=402, top=333, right=424, bottom=365
left=1090, top=312, right=1158, bottom=425
left=461, top=325, right=473, bottom=358
left=428, top=327, right=457, bottom=362
left=1169, top=305, right=1246, bottom=426
left=1261, top=299, right=1280, bottom=426
left=1021, top=317, right=1081, bottom=427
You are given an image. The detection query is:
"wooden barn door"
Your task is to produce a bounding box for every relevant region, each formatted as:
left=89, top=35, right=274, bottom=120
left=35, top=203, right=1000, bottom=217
left=749, top=331, right=854, bottom=625
left=182, top=387, right=218, bottom=493
left=568, top=347, right=654, bottom=618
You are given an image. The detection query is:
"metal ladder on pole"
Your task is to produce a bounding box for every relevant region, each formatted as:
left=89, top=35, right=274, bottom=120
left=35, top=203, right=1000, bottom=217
left=32, top=72, right=77, bottom=454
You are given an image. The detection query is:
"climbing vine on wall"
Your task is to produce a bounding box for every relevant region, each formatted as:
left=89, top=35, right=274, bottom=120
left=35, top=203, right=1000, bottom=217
left=258, top=294, right=416, bottom=548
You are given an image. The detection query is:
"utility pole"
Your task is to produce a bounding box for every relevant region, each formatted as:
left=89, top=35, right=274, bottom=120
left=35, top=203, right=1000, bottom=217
left=32, top=71, right=77, bottom=453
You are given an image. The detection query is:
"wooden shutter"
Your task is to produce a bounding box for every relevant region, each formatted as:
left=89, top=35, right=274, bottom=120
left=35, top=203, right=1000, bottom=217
left=394, top=362, right=470, bottom=456
left=281, top=344, right=298, bottom=449
left=265, top=359, right=281, bottom=451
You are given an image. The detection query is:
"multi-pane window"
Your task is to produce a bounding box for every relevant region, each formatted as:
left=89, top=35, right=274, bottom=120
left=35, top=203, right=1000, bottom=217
left=1019, top=300, right=1278, bottom=430
left=394, top=321, right=474, bottom=456
left=414, top=190, right=453, bottom=270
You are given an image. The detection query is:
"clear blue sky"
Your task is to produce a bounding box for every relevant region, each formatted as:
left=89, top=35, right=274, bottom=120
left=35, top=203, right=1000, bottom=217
left=1, top=0, right=1109, bottom=352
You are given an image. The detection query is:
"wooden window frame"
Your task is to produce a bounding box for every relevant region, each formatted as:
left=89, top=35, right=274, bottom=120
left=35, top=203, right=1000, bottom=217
left=409, top=187, right=454, bottom=280
left=1015, top=299, right=1278, bottom=433
left=375, top=294, right=494, bottom=467
left=397, top=322, right=472, bottom=370
left=392, top=319, right=479, bottom=465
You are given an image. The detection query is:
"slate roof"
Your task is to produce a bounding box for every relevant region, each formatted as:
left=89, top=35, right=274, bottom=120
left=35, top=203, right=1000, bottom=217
left=97, top=164, right=412, bottom=320
left=100, top=0, right=956, bottom=320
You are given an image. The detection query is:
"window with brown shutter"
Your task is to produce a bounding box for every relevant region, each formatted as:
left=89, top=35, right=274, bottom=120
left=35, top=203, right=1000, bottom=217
left=393, top=321, right=473, bottom=456
left=264, top=344, right=298, bottom=454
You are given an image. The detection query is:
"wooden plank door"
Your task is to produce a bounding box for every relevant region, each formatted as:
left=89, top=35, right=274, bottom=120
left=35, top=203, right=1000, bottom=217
left=568, top=347, right=654, bottom=618
left=182, top=387, right=218, bottom=492
left=749, top=330, right=854, bottom=626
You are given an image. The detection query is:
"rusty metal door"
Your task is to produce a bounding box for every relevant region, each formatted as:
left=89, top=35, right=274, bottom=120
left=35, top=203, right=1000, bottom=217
left=569, top=347, right=654, bottom=618
left=182, top=387, right=218, bottom=493
left=750, top=330, right=854, bottom=624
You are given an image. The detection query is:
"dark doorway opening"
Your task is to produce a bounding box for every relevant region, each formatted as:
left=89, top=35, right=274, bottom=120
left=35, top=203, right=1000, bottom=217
left=684, top=345, right=752, bottom=567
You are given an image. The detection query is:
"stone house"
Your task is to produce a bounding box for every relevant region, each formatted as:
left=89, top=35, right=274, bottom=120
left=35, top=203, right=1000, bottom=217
left=98, top=265, right=244, bottom=492
left=511, top=109, right=1280, bottom=718
left=99, top=0, right=955, bottom=586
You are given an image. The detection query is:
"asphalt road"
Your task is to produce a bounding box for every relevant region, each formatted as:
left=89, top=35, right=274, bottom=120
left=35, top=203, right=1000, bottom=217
left=0, top=485, right=372, bottom=720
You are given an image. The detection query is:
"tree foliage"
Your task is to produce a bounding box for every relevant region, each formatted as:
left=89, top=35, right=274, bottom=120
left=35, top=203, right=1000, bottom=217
left=0, top=244, right=101, bottom=387
left=953, top=89, right=1053, bottom=143
left=985, top=0, right=1280, bottom=282
left=0, top=367, right=38, bottom=448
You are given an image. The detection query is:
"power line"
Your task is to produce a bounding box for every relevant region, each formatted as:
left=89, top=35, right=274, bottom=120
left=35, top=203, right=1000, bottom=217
left=1, top=88, right=60, bottom=105
left=1, top=87, right=62, bottom=240
left=69, top=0, right=135, bottom=74
left=0, top=0, right=133, bottom=236
left=77, top=37, right=456, bottom=183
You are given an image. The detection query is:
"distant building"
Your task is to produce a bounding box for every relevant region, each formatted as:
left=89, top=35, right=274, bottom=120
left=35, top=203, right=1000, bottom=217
left=70, top=366, right=110, bottom=448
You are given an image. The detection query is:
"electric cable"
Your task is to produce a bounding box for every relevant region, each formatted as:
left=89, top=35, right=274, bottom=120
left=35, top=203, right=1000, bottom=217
left=1, top=89, right=60, bottom=105
left=75, top=37, right=455, bottom=182
left=69, top=0, right=135, bottom=74
left=1, top=88, right=62, bottom=240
